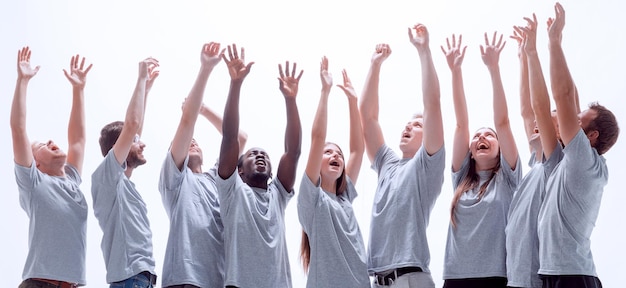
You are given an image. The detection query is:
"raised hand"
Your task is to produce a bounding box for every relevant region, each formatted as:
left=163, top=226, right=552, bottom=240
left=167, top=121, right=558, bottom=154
left=201, top=42, right=223, bottom=69
left=408, top=23, right=430, bottom=50
left=278, top=60, right=303, bottom=98
left=371, top=43, right=391, bottom=66
left=221, top=44, right=254, bottom=81
left=440, top=34, right=467, bottom=71
left=516, top=14, right=539, bottom=54
left=320, top=56, right=332, bottom=92
left=144, top=58, right=160, bottom=94
left=480, top=31, right=506, bottom=68
left=17, top=46, right=40, bottom=80
left=510, top=29, right=525, bottom=59
left=547, top=2, right=565, bottom=44
left=63, top=54, right=93, bottom=89
left=337, top=69, right=357, bottom=100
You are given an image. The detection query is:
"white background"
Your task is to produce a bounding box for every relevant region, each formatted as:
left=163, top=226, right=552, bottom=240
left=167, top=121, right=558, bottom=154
left=1, top=0, right=624, bottom=287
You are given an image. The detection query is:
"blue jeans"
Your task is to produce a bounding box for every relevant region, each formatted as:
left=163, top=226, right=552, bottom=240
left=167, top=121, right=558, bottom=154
left=110, top=272, right=155, bottom=288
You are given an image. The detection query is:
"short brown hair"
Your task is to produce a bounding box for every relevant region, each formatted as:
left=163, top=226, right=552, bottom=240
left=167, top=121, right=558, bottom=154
left=99, top=121, right=124, bottom=157
left=585, top=102, right=619, bottom=155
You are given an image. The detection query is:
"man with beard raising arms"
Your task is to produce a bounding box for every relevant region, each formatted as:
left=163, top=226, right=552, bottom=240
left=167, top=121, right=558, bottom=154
left=91, top=57, right=160, bottom=287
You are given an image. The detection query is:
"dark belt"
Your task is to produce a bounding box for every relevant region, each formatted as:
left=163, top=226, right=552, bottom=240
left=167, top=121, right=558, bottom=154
left=139, top=271, right=157, bottom=285
left=375, top=267, right=423, bottom=286
left=30, top=278, right=79, bottom=288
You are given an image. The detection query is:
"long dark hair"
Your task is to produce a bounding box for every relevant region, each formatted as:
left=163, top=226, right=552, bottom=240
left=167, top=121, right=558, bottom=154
left=450, top=129, right=501, bottom=227
left=300, top=142, right=348, bottom=273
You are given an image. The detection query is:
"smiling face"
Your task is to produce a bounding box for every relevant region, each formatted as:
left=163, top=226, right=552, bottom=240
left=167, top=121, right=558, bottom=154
left=320, top=143, right=345, bottom=182
left=187, top=138, right=204, bottom=168
left=238, top=147, right=272, bottom=187
left=126, top=135, right=147, bottom=168
left=470, top=127, right=500, bottom=164
left=31, top=140, right=67, bottom=170
left=398, top=115, right=424, bottom=157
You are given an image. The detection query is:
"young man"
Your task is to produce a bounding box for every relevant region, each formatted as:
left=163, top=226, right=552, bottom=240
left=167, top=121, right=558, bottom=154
left=538, top=3, right=619, bottom=288
left=359, top=24, right=445, bottom=288
left=158, top=42, right=247, bottom=288
left=91, top=57, right=160, bottom=287
left=216, top=44, right=302, bottom=288
left=12, top=47, right=92, bottom=288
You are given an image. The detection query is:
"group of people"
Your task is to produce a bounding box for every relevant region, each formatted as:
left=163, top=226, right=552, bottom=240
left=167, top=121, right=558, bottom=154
left=11, top=2, right=619, bottom=288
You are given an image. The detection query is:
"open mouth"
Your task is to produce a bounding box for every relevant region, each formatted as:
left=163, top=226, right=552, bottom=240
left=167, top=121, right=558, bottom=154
left=329, top=160, right=340, bottom=167
left=255, top=160, right=266, bottom=166
left=477, top=143, right=489, bottom=150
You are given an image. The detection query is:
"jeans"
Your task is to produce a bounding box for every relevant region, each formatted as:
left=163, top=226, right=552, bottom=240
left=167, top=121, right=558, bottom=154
left=110, top=272, right=155, bottom=288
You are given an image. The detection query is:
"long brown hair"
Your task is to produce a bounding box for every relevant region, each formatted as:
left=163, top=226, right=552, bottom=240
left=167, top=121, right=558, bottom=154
left=300, top=142, right=348, bottom=273
left=450, top=129, right=501, bottom=227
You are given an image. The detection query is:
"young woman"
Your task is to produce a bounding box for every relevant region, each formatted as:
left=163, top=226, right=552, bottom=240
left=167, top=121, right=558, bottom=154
left=297, top=56, right=370, bottom=288
left=441, top=32, right=521, bottom=288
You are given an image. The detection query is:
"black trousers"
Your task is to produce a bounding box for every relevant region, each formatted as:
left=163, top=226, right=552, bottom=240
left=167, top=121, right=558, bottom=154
left=443, top=277, right=507, bottom=288
left=541, top=275, right=603, bottom=288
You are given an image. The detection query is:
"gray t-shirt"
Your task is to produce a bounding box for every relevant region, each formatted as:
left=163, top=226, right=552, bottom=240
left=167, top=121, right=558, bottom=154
left=216, top=170, right=293, bottom=288
left=368, top=145, right=445, bottom=274
left=91, top=150, right=156, bottom=283
left=444, top=153, right=521, bottom=279
left=298, top=174, right=370, bottom=288
left=159, top=152, right=224, bottom=287
left=15, top=162, right=88, bottom=285
left=506, top=143, right=563, bottom=288
left=538, top=129, right=607, bottom=276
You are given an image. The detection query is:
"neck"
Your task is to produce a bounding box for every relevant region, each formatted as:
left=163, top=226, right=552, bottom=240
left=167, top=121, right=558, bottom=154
left=320, top=177, right=336, bottom=194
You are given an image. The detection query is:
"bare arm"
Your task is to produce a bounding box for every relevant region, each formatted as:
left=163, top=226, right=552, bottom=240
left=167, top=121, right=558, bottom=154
left=512, top=30, right=536, bottom=144
left=304, top=57, right=331, bottom=184
left=113, top=57, right=159, bottom=165
left=64, top=55, right=92, bottom=175
left=359, top=44, right=391, bottom=163
left=10, top=47, right=40, bottom=167
left=410, top=23, right=444, bottom=156
left=519, top=15, right=559, bottom=159
left=441, top=35, right=469, bottom=172
left=481, top=32, right=518, bottom=169
left=548, top=3, right=578, bottom=146
left=337, top=69, right=364, bottom=184
left=218, top=44, right=254, bottom=179
left=200, top=103, right=248, bottom=156
left=276, top=61, right=303, bottom=192
left=170, top=42, right=222, bottom=170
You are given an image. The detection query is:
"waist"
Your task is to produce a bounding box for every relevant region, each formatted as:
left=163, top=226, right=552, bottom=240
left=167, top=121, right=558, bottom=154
left=29, top=278, right=79, bottom=288
left=374, top=266, right=423, bottom=286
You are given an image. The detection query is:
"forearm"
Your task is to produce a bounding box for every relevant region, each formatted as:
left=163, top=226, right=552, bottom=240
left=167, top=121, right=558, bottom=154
left=10, top=79, right=29, bottom=132
left=489, top=66, right=510, bottom=128
left=218, top=80, right=243, bottom=178
left=283, top=97, right=302, bottom=157
left=359, top=64, right=382, bottom=121
left=67, top=87, right=86, bottom=147
left=451, top=69, right=468, bottom=130
left=125, top=78, right=147, bottom=132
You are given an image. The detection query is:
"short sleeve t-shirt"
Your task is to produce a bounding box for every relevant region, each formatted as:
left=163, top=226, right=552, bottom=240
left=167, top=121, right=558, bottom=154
left=216, top=170, right=293, bottom=288
left=158, top=152, right=224, bottom=287
left=506, top=143, right=563, bottom=288
left=538, top=129, right=608, bottom=276
left=91, top=150, right=156, bottom=283
left=298, top=174, right=369, bottom=288
left=367, top=145, right=445, bottom=274
left=444, top=153, right=521, bottom=279
left=15, top=162, right=88, bottom=285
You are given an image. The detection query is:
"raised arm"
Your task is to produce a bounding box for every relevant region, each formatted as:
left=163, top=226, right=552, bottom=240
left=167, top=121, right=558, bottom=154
left=481, top=32, right=518, bottom=169
left=170, top=42, right=222, bottom=170
left=409, top=23, right=444, bottom=156
left=304, top=57, right=332, bottom=184
left=200, top=103, right=248, bottom=156
left=548, top=2, right=578, bottom=146
left=359, top=44, right=391, bottom=162
left=441, top=35, right=469, bottom=172
left=512, top=29, right=536, bottom=145
left=11, top=47, right=40, bottom=167
left=64, top=55, right=93, bottom=175
left=218, top=44, right=254, bottom=179
left=276, top=61, right=303, bottom=192
left=337, top=69, right=364, bottom=184
left=518, top=15, right=559, bottom=159
left=113, top=57, right=159, bottom=165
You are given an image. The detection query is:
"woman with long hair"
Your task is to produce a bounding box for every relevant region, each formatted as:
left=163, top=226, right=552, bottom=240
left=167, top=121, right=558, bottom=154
left=441, top=32, right=522, bottom=288
left=297, top=56, right=369, bottom=288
